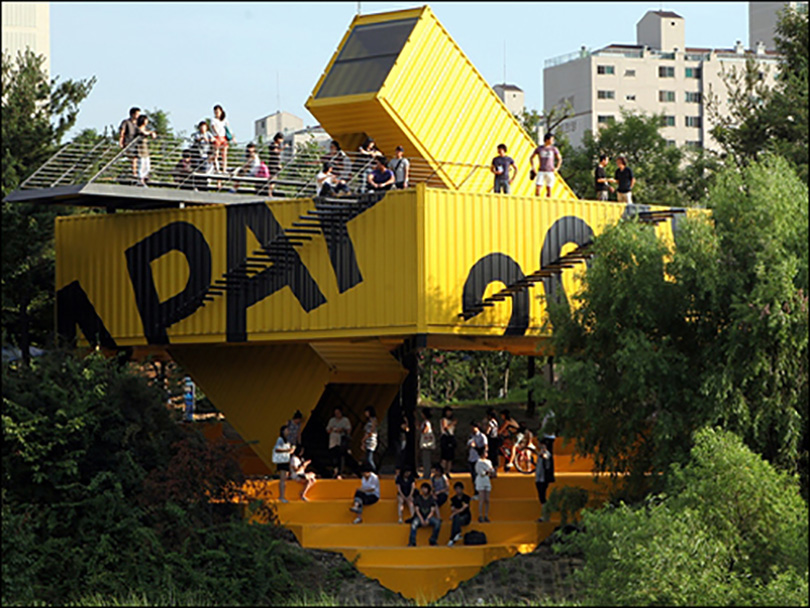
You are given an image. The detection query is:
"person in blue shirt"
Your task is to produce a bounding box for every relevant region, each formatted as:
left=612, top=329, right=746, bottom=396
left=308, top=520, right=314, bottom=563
left=367, top=157, right=395, bottom=191
left=490, top=143, right=517, bottom=194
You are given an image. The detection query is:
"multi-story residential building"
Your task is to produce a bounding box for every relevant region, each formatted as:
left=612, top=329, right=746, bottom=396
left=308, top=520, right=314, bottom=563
left=544, top=8, right=782, bottom=151
left=254, top=110, right=304, bottom=142
left=2, top=2, right=50, bottom=77
left=750, top=1, right=808, bottom=50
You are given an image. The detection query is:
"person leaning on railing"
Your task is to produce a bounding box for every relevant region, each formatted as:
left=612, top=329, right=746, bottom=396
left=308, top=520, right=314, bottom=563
left=367, top=157, right=395, bottom=192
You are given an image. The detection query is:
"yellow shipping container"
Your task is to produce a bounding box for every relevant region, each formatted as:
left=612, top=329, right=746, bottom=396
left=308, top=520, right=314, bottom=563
left=306, top=6, right=576, bottom=199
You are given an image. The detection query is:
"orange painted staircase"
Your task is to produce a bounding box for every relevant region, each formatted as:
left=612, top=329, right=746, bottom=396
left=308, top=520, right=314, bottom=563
left=242, top=440, right=609, bottom=602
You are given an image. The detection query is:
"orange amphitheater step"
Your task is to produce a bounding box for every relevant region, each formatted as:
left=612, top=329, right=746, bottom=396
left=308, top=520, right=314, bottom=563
left=243, top=464, right=612, bottom=602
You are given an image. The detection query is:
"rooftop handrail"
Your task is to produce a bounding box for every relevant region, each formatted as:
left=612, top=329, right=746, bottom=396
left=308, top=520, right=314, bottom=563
left=12, top=135, right=496, bottom=200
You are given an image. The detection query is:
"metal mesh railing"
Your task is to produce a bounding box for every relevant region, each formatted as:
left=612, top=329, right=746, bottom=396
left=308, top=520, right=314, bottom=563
left=16, top=135, right=495, bottom=200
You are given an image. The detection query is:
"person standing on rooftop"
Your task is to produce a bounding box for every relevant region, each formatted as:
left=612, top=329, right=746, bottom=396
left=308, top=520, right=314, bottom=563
left=135, top=115, right=156, bottom=187
left=118, top=107, right=141, bottom=181
left=529, top=133, right=562, bottom=198
left=388, top=145, right=410, bottom=189
left=491, top=143, right=517, bottom=194
left=614, top=156, right=636, bottom=204
left=211, top=104, right=231, bottom=172
left=594, top=154, right=616, bottom=201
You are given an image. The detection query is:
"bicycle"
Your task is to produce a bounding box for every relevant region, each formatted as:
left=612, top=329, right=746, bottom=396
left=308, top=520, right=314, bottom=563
left=499, top=436, right=537, bottom=474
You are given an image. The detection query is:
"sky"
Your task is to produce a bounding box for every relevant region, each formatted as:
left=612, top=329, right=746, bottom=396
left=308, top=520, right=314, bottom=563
left=50, top=2, right=749, bottom=141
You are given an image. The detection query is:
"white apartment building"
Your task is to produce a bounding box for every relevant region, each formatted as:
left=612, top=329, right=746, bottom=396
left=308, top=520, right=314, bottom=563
left=2, top=2, right=50, bottom=77
left=544, top=9, right=782, bottom=151
left=254, top=110, right=304, bottom=141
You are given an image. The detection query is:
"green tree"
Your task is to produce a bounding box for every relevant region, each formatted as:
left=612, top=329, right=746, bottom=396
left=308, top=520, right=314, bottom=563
left=516, top=100, right=573, bottom=145
left=560, top=428, right=808, bottom=606
left=1, top=49, right=94, bottom=363
left=561, top=110, right=685, bottom=206
left=706, top=5, right=808, bottom=181
left=535, top=155, right=808, bottom=496
left=2, top=351, right=309, bottom=606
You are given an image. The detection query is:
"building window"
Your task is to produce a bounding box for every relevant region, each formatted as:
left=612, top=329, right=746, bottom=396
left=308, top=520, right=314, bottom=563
left=625, top=94, right=636, bottom=101
left=659, top=66, right=675, bottom=78
left=685, top=116, right=702, bottom=128
left=625, top=69, right=636, bottom=77
left=659, top=90, right=676, bottom=102
left=597, top=115, right=615, bottom=125
left=685, top=140, right=702, bottom=149
left=660, top=115, right=676, bottom=127
left=597, top=90, right=615, bottom=100
left=685, top=91, right=702, bottom=103
left=685, top=67, right=702, bottom=78
left=597, top=65, right=615, bottom=75
left=666, top=139, right=677, bottom=146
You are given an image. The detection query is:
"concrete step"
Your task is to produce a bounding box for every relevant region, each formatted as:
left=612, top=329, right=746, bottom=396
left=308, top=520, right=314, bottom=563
left=337, top=543, right=526, bottom=566
left=288, top=520, right=551, bottom=548
left=244, top=471, right=610, bottom=502
left=273, top=498, right=549, bottom=524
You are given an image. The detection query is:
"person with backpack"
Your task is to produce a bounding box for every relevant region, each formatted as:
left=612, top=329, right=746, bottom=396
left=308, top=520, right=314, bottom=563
left=388, top=145, right=410, bottom=189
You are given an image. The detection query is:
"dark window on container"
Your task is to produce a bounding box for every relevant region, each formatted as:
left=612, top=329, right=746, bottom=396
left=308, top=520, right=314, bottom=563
left=315, top=18, right=418, bottom=99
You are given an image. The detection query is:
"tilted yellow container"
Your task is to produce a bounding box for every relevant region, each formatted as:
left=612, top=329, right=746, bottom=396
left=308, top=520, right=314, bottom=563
left=306, top=5, right=576, bottom=199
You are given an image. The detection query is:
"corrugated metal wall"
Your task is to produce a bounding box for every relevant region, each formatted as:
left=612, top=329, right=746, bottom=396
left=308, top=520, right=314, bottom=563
left=56, top=193, right=419, bottom=347
left=422, top=189, right=680, bottom=336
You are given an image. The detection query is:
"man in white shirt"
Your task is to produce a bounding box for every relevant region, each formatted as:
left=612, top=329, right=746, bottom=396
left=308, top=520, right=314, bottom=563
left=349, top=465, right=380, bottom=523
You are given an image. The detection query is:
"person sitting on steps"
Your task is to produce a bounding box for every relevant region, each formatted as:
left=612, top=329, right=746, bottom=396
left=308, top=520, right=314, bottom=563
left=408, top=482, right=441, bottom=546
left=447, top=481, right=472, bottom=546
left=349, top=464, right=380, bottom=524
left=395, top=466, right=416, bottom=524
left=289, top=445, right=316, bottom=501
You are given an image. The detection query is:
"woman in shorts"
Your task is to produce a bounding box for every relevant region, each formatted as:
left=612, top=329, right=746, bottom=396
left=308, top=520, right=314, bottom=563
left=289, top=445, right=316, bottom=501
left=273, top=424, right=294, bottom=503
left=211, top=104, right=231, bottom=172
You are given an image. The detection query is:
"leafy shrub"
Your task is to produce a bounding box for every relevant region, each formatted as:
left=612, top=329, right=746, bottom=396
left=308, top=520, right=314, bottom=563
left=1, top=351, right=322, bottom=605
left=558, top=428, right=808, bottom=606
left=547, top=487, right=589, bottom=525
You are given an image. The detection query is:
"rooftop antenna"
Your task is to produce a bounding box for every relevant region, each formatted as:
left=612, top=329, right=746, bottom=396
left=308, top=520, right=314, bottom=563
left=503, top=40, right=506, bottom=84
left=357, top=2, right=361, bottom=14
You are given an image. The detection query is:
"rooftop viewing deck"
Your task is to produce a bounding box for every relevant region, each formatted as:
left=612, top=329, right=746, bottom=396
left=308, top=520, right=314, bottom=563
left=5, top=136, right=494, bottom=210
